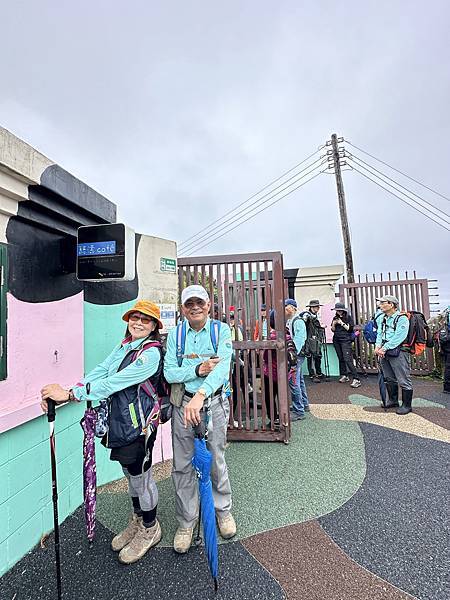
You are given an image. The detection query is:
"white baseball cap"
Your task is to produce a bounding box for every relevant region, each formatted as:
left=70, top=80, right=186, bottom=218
left=181, top=285, right=210, bottom=305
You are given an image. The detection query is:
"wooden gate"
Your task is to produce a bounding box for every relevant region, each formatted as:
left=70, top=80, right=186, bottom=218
left=339, top=273, right=434, bottom=374
left=178, top=251, right=290, bottom=443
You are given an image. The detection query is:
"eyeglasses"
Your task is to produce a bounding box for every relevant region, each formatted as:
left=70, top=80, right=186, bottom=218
left=184, top=299, right=207, bottom=309
left=129, top=314, right=153, bottom=325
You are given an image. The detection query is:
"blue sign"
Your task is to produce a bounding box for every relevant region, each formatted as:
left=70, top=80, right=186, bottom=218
left=77, top=241, right=116, bottom=257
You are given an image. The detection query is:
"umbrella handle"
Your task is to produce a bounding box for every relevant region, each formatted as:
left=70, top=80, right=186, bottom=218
left=86, top=383, right=92, bottom=409
left=47, top=400, right=56, bottom=423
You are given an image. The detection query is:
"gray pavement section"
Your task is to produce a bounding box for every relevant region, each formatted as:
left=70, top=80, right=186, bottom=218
left=320, top=423, right=450, bottom=600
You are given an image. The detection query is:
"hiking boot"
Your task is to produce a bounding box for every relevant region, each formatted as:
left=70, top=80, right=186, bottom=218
left=385, top=382, right=399, bottom=408
left=350, top=379, right=361, bottom=388
left=173, top=524, right=196, bottom=553
left=339, top=376, right=350, bottom=383
left=217, top=513, right=237, bottom=539
left=118, top=520, right=162, bottom=564
left=111, top=513, right=142, bottom=552
left=396, top=389, right=413, bottom=415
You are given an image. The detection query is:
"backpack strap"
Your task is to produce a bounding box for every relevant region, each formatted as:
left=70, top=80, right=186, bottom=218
left=176, top=320, right=187, bottom=367
left=210, top=319, right=221, bottom=354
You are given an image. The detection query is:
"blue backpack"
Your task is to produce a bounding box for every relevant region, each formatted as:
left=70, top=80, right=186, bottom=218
left=363, top=313, right=381, bottom=344
left=175, top=319, right=221, bottom=366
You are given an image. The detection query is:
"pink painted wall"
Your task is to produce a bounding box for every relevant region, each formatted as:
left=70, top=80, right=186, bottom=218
left=0, top=292, right=84, bottom=433
left=320, top=302, right=336, bottom=343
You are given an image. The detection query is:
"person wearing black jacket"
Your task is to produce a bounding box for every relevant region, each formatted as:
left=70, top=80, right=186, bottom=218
left=331, top=302, right=361, bottom=388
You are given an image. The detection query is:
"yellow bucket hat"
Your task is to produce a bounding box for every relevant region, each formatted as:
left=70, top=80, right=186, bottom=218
left=122, top=300, right=163, bottom=329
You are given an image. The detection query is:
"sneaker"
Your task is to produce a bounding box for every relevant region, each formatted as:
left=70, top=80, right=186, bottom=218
left=118, top=519, right=162, bottom=564
left=111, top=513, right=142, bottom=552
left=350, top=379, right=361, bottom=388
left=339, top=376, right=350, bottom=383
left=233, top=420, right=239, bottom=428
left=217, top=513, right=237, bottom=539
left=290, top=410, right=306, bottom=421
left=173, top=524, right=196, bottom=553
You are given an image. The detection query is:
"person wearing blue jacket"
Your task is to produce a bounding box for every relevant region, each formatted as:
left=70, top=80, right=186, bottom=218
left=41, top=300, right=165, bottom=564
left=375, top=295, right=413, bottom=415
left=285, top=299, right=309, bottom=420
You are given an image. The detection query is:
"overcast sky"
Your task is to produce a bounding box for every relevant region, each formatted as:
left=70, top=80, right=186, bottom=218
left=2, top=1, right=449, bottom=309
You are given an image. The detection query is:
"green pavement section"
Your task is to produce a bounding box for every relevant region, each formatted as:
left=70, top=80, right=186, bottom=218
left=349, top=394, right=444, bottom=408
left=97, top=415, right=366, bottom=546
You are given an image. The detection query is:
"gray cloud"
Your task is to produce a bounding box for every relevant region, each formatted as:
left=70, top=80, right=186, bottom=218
left=1, top=0, right=449, bottom=308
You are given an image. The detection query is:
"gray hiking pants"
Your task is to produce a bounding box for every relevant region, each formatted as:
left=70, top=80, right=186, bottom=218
left=172, top=393, right=232, bottom=528
left=381, top=351, right=413, bottom=391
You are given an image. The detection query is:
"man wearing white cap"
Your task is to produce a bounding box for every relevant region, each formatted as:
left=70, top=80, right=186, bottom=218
left=164, top=285, right=236, bottom=553
left=375, top=295, right=413, bottom=414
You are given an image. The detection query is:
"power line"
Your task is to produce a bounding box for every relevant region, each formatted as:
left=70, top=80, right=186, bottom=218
left=348, top=162, right=450, bottom=232
left=345, top=140, right=450, bottom=203
left=180, top=157, right=327, bottom=254
left=183, top=169, right=325, bottom=256
left=179, top=152, right=325, bottom=253
left=179, top=145, right=325, bottom=250
left=183, top=165, right=325, bottom=256
left=347, top=152, right=450, bottom=225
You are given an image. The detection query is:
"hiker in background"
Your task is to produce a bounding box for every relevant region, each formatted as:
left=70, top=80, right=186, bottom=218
left=303, top=299, right=325, bottom=382
left=253, top=303, right=268, bottom=340
left=331, top=303, right=361, bottom=388
left=375, top=295, right=413, bottom=414
left=437, top=306, right=450, bottom=394
left=262, top=310, right=298, bottom=427
left=40, top=301, right=165, bottom=564
left=229, top=308, right=245, bottom=425
left=164, top=285, right=236, bottom=554
left=285, top=299, right=309, bottom=420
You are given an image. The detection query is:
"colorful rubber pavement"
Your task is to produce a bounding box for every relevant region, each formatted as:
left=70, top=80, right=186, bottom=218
left=1, top=377, right=449, bottom=600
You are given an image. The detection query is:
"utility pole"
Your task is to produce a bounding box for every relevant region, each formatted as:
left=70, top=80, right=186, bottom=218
left=328, top=133, right=355, bottom=284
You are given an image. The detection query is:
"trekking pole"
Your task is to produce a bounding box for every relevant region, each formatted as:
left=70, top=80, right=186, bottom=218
left=47, top=400, right=63, bottom=600
left=321, top=330, right=330, bottom=379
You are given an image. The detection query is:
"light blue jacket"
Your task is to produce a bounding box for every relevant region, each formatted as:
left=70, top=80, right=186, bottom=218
left=288, top=314, right=307, bottom=355
left=375, top=311, right=409, bottom=350
left=164, top=318, right=233, bottom=397
left=73, top=337, right=160, bottom=403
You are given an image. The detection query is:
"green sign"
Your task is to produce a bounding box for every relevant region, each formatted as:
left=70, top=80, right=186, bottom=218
left=160, top=257, right=176, bottom=273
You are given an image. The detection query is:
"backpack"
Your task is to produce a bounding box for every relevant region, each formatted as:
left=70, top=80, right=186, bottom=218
left=437, top=310, right=450, bottom=345
left=175, top=319, right=221, bottom=366
left=93, top=339, right=172, bottom=440
left=363, top=314, right=381, bottom=344
left=285, top=328, right=298, bottom=368
left=389, top=310, right=433, bottom=356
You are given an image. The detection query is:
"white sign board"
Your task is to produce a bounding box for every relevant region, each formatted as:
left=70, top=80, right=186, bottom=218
left=158, top=303, right=177, bottom=332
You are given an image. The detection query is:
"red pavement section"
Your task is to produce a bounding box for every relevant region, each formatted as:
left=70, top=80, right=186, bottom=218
left=243, top=520, right=414, bottom=600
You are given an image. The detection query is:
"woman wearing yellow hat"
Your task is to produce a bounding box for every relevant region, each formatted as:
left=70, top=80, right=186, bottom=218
left=40, top=300, right=165, bottom=564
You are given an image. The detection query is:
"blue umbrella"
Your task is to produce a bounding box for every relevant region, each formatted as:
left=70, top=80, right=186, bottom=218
left=192, top=419, right=219, bottom=592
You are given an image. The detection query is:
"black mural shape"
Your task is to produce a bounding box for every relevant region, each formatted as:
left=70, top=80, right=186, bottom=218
left=40, top=164, right=116, bottom=223
left=6, top=216, right=141, bottom=304
left=6, top=218, right=82, bottom=302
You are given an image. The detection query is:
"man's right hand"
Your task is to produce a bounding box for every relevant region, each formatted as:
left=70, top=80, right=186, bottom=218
left=198, top=358, right=221, bottom=376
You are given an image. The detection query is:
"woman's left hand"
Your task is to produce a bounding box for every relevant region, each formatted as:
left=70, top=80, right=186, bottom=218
left=40, top=384, right=70, bottom=412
